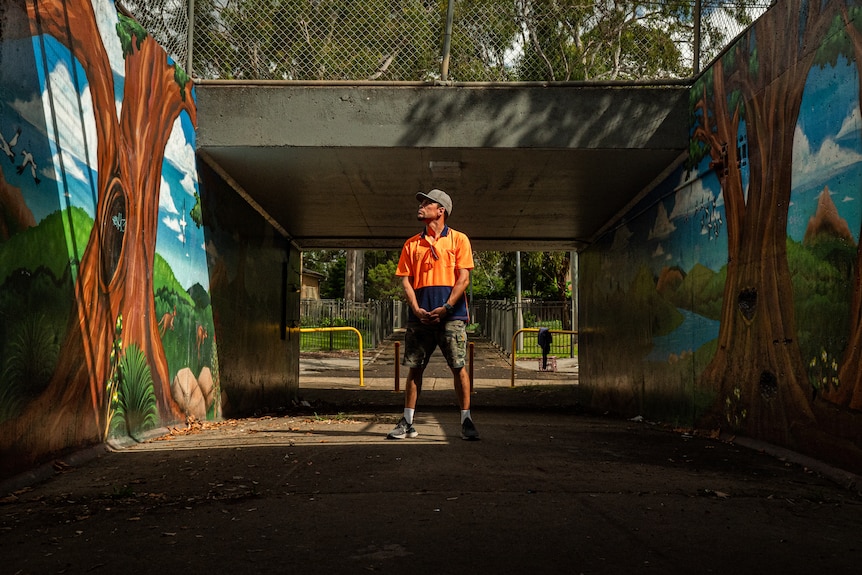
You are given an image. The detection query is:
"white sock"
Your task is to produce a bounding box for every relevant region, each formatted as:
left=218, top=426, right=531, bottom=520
left=403, top=408, right=415, bottom=424
left=461, top=409, right=471, bottom=423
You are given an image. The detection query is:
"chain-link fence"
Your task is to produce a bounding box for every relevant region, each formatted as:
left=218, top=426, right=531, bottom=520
left=118, top=1, right=773, bottom=82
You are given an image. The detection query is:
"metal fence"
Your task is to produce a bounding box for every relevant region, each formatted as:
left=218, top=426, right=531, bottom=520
left=300, top=299, right=396, bottom=350
left=120, top=1, right=773, bottom=83
left=471, top=299, right=577, bottom=356
left=298, top=297, right=574, bottom=355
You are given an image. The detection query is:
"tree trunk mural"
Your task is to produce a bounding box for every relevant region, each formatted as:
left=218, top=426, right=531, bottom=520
left=1, top=0, right=193, bottom=467
left=696, top=3, right=837, bottom=444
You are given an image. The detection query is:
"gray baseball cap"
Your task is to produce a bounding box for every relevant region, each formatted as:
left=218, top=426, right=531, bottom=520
left=416, top=188, right=453, bottom=215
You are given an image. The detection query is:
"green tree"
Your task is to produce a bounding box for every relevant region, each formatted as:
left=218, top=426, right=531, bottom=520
left=470, top=251, right=507, bottom=298
left=497, top=251, right=571, bottom=300
left=191, top=0, right=440, bottom=80
left=449, top=0, right=761, bottom=82
left=514, top=0, right=688, bottom=81
left=447, top=0, right=522, bottom=81
left=303, top=250, right=346, bottom=298
left=186, top=0, right=766, bottom=82
left=366, top=257, right=403, bottom=300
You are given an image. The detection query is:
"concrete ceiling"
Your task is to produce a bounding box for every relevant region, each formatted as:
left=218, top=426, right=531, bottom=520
left=194, top=83, right=690, bottom=252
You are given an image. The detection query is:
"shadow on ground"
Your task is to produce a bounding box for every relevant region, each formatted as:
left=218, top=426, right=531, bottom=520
left=3, top=335, right=861, bottom=574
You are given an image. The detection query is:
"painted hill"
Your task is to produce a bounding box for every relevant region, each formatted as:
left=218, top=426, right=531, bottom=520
left=656, top=262, right=724, bottom=320
left=0, top=166, right=35, bottom=240
left=656, top=265, right=685, bottom=297
left=803, top=186, right=855, bottom=246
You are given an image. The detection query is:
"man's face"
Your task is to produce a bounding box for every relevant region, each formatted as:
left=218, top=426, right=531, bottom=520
left=417, top=199, right=443, bottom=221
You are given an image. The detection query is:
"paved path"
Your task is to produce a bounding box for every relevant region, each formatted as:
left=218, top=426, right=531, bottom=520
left=3, top=333, right=862, bottom=574
left=299, top=330, right=578, bottom=396
left=2, top=408, right=861, bottom=574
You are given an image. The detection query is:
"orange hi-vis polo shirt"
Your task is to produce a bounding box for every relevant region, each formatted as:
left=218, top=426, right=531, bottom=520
left=396, top=225, right=474, bottom=322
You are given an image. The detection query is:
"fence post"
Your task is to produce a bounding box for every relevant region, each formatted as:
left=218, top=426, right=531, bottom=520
left=469, top=341, right=474, bottom=393
left=441, top=0, right=456, bottom=81
left=328, top=305, right=333, bottom=350
left=394, top=341, right=401, bottom=392
left=693, top=0, right=702, bottom=75
left=186, top=0, right=195, bottom=77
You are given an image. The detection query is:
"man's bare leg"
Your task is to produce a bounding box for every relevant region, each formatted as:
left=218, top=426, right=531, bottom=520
left=452, top=366, right=479, bottom=440
left=405, top=366, right=423, bottom=409
left=387, top=367, right=423, bottom=439
left=451, top=366, right=470, bottom=409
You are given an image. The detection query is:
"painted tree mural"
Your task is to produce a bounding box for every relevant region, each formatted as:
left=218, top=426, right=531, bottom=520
left=692, top=2, right=839, bottom=443
left=820, top=3, right=862, bottom=411
left=1, top=0, right=192, bottom=466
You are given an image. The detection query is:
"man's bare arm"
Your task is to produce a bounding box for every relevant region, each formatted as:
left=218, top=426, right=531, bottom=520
left=448, top=267, right=471, bottom=306
left=403, top=275, right=434, bottom=323
left=430, top=267, right=471, bottom=320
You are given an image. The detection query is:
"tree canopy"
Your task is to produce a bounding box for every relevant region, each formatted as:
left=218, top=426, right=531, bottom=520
left=175, top=0, right=765, bottom=81
left=303, top=249, right=571, bottom=302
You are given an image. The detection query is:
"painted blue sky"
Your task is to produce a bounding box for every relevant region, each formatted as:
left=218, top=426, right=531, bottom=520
left=790, top=55, right=862, bottom=244
left=6, top=1, right=209, bottom=292
left=633, top=54, right=862, bottom=278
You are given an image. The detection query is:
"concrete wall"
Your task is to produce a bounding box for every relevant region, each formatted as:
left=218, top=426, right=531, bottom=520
left=0, top=0, right=296, bottom=480
left=580, top=0, right=862, bottom=474
left=198, top=161, right=299, bottom=417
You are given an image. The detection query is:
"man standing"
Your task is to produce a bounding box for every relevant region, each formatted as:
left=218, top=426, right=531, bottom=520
left=387, top=188, right=479, bottom=440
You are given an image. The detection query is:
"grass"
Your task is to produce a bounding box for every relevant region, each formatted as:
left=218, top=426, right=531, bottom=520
left=300, top=327, right=579, bottom=358
left=516, top=343, right=579, bottom=358
left=300, top=330, right=370, bottom=352
left=513, top=332, right=579, bottom=358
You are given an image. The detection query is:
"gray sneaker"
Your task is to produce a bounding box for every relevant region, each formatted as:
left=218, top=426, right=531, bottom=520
left=387, top=417, right=418, bottom=439
left=461, top=417, right=480, bottom=441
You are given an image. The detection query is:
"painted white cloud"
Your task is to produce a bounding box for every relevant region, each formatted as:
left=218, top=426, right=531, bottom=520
left=648, top=202, right=676, bottom=240
left=162, top=214, right=182, bottom=234
left=50, top=151, right=88, bottom=183
left=32, top=61, right=100, bottom=188
left=611, top=225, right=632, bottom=251
left=92, top=0, right=126, bottom=118
left=8, top=92, right=45, bottom=135
left=836, top=106, right=861, bottom=141
left=669, top=176, right=719, bottom=221
left=8, top=63, right=88, bottom=187
left=161, top=174, right=189, bottom=245
left=94, top=0, right=126, bottom=78
left=165, top=116, right=198, bottom=197
left=178, top=170, right=196, bottom=198
left=159, top=175, right=179, bottom=214
left=163, top=215, right=187, bottom=245
left=12, top=4, right=122, bottom=187
left=793, top=121, right=862, bottom=191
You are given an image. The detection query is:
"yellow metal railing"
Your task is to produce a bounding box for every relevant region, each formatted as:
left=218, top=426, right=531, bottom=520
left=300, top=327, right=365, bottom=387
left=510, top=328, right=578, bottom=388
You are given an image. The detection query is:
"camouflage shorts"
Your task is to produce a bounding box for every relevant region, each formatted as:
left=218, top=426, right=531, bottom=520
left=403, top=320, right=467, bottom=369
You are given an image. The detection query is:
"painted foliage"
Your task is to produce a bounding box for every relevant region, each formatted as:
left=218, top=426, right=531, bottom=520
left=0, top=0, right=217, bottom=477
left=582, top=0, right=862, bottom=469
